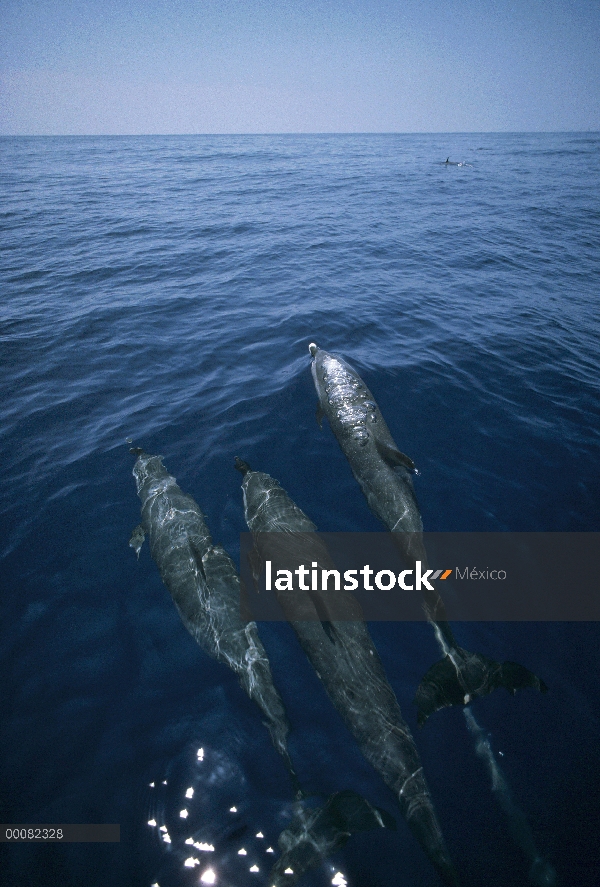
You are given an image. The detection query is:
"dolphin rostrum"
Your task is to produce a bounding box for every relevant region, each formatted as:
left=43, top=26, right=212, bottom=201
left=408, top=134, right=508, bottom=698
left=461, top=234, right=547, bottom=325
left=129, top=448, right=300, bottom=794
left=268, top=790, right=396, bottom=886
left=308, top=343, right=547, bottom=725
left=235, top=458, right=460, bottom=887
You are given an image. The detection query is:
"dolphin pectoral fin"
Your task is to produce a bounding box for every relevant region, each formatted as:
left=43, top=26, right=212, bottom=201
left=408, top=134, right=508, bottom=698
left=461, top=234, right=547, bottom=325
left=414, top=649, right=547, bottom=726
left=189, top=540, right=209, bottom=583
left=129, top=524, right=145, bottom=559
left=237, top=577, right=254, bottom=624
left=315, top=402, right=325, bottom=428
left=319, top=619, right=337, bottom=644
left=247, top=546, right=263, bottom=591
left=329, top=790, right=396, bottom=833
left=375, top=440, right=416, bottom=472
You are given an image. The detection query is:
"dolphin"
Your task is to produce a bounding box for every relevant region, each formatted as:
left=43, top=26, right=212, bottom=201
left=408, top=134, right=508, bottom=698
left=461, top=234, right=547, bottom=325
left=308, top=343, right=547, bottom=725
left=268, top=790, right=396, bottom=886
left=463, top=708, right=556, bottom=886
left=236, top=458, right=460, bottom=887
left=129, top=448, right=300, bottom=794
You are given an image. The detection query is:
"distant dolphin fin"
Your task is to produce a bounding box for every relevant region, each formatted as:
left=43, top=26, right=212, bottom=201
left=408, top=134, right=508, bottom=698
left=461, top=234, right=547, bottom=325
left=375, top=439, right=416, bottom=471
left=129, top=524, right=145, bottom=559
left=415, top=647, right=548, bottom=726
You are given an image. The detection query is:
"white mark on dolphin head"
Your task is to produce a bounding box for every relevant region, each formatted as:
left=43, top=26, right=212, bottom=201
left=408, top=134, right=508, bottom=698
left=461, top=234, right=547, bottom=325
left=309, top=342, right=317, bottom=356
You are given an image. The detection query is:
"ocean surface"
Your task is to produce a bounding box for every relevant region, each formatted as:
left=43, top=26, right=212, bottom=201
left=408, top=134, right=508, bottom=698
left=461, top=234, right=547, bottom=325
left=1, top=132, right=599, bottom=887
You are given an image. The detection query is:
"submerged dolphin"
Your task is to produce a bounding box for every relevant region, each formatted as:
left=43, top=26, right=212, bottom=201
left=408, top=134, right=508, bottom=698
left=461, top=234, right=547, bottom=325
left=236, top=458, right=460, bottom=887
left=129, top=449, right=300, bottom=794
left=464, top=708, right=556, bottom=887
left=268, top=790, right=396, bottom=886
left=308, top=343, right=547, bottom=725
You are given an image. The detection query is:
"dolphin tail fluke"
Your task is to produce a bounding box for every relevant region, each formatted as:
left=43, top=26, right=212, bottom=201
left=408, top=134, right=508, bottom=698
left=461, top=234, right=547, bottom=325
left=415, top=647, right=548, bottom=726
left=268, top=790, right=395, bottom=886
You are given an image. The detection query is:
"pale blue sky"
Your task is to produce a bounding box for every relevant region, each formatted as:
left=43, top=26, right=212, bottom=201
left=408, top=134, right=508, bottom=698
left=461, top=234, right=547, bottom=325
left=1, top=0, right=599, bottom=134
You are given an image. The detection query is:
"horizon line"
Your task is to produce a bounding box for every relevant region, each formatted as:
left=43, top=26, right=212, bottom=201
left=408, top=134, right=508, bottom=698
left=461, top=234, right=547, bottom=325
left=1, top=129, right=599, bottom=138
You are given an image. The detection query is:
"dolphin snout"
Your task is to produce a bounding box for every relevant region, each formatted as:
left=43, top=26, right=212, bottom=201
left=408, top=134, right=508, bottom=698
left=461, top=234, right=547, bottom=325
left=308, top=342, right=318, bottom=356
left=234, top=456, right=251, bottom=475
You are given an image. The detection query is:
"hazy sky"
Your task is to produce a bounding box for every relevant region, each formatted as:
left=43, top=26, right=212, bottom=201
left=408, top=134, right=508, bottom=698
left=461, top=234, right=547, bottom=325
left=1, top=0, right=599, bottom=134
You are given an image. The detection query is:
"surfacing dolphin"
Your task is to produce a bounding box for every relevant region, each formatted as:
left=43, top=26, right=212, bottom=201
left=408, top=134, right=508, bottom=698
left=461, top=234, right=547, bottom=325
left=129, top=448, right=300, bottom=794
left=308, top=343, right=547, bottom=725
left=235, top=458, right=460, bottom=887
left=268, top=790, right=396, bottom=886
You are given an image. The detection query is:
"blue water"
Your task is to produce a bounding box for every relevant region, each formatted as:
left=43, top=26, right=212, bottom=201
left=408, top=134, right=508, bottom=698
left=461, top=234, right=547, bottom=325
left=1, top=133, right=599, bottom=887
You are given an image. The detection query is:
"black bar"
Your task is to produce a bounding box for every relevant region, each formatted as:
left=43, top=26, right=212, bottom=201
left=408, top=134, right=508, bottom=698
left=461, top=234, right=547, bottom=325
left=1, top=825, right=120, bottom=842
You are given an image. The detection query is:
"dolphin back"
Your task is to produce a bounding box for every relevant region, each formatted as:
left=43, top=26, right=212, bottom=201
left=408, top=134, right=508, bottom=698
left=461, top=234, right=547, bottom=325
left=130, top=450, right=299, bottom=790
left=309, top=344, right=422, bottom=533
left=238, top=461, right=460, bottom=886
left=308, top=346, right=547, bottom=727
left=132, top=451, right=214, bottom=641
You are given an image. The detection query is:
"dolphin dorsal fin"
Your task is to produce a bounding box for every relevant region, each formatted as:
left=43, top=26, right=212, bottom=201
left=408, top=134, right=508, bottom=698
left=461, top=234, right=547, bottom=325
left=375, top=440, right=416, bottom=471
